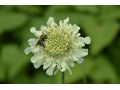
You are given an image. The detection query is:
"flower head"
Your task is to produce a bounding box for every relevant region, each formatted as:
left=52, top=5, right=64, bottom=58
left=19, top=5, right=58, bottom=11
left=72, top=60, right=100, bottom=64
left=24, top=17, right=91, bottom=76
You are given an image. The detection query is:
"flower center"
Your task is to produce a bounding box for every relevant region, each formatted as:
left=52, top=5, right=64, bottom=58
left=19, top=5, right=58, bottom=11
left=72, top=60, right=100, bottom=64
left=44, top=31, right=71, bottom=57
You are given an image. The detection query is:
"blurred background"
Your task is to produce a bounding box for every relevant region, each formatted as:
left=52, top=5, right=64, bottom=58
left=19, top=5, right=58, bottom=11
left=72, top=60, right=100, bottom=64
left=0, top=5, right=120, bottom=84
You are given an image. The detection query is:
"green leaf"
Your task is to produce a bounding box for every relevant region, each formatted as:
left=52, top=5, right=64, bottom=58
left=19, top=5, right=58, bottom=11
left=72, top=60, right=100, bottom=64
left=90, top=55, right=118, bottom=83
left=1, top=44, right=30, bottom=80
left=73, top=5, right=98, bottom=14
left=80, top=16, right=119, bottom=55
left=100, top=6, right=120, bottom=21
left=0, top=63, right=6, bottom=81
left=106, top=38, right=120, bottom=75
left=31, top=70, right=58, bottom=84
left=16, top=6, right=42, bottom=14
left=45, top=6, right=72, bottom=15
left=11, top=73, right=30, bottom=84
left=0, top=12, right=28, bottom=34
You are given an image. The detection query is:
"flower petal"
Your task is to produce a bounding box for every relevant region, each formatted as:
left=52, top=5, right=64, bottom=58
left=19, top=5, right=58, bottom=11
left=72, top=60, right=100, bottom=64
left=63, top=17, right=69, bottom=24
left=46, top=69, right=53, bottom=76
left=59, top=20, right=63, bottom=27
left=30, top=56, right=37, bottom=63
left=40, top=25, right=48, bottom=34
left=24, top=47, right=31, bottom=55
left=52, top=62, right=56, bottom=68
left=61, top=61, right=67, bottom=72
left=31, top=56, right=44, bottom=69
left=54, top=68, right=58, bottom=75
left=73, top=24, right=80, bottom=31
left=28, top=38, right=37, bottom=46
left=82, top=37, right=91, bottom=44
left=79, top=42, right=85, bottom=47
left=66, top=63, right=72, bottom=75
left=68, top=60, right=75, bottom=67
left=43, top=61, right=51, bottom=70
left=47, top=17, right=58, bottom=28
left=46, top=65, right=55, bottom=76
left=36, top=31, right=42, bottom=38
left=80, top=49, right=88, bottom=57
left=30, top=27, right=42, bottom=38
left=47, top=17, right=54, bottom=25
left=31, top=46, right=40, bottom=53
left=72, top=55, right=79, bottom=61
left=30, top=27, right=36, bottom=33
left=76, top=58, right=84, bottom=64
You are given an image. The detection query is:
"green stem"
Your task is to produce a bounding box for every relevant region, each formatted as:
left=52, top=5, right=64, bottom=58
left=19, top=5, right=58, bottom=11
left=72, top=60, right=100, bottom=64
left=81, top=62, right=87, bottom=84
left=61, top=72, right=65, bottom=84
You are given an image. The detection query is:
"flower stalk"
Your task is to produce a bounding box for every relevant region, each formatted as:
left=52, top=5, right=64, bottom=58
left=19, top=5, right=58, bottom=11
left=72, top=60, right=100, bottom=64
left=61, top=72, right=65, bottom=84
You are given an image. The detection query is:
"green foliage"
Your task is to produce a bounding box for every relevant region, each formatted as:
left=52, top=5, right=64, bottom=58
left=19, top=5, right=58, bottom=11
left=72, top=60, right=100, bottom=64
left=80, top=16, right=119, bottom=55
left=31, top=71, right=58, bottom=84
left=11, top=73, right=30, bottom=84
left=0, top=5, right=120, bottom=84
left=73, top=5, right=98, bottom=14
left=0, top=12, right=28, bottom=34
left=100, top=6, right=120, bottom=21
left=16, top=6, right=42, bottom=14
left=0, top=63, right=6, bottom=81
left=1, top=44, right=29, bottom=80
left=90, top=55, right=118, bottom=83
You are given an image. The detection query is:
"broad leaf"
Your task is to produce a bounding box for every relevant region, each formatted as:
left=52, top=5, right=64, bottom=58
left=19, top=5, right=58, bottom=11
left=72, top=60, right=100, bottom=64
left=1, top=44, right=30, bottom=80
left=11, top=73, right=30, bottom=84
left=0, top=63, right=6, bottom=82
left=16, top=6, right=42, bottom=14
left=73, top=5, right=98, bottom=14
left=31, top=70, right=58, bottom=84
left=0, top=12, right=28, bottom=34
left=80, top=15, right=119, bottom=55
left=90, top=55, right=118, bottom=83
left=100, top=6, right=120, bottom=21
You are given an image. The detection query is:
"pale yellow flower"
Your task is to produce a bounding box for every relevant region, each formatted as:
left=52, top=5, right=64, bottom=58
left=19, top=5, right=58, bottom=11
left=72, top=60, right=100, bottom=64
left=24, top=17, right=91, bottom=76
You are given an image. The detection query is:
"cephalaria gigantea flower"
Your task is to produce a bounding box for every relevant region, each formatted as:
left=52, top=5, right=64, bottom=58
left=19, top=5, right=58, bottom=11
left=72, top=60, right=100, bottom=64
left=24, top=17, right=91, bottom=76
